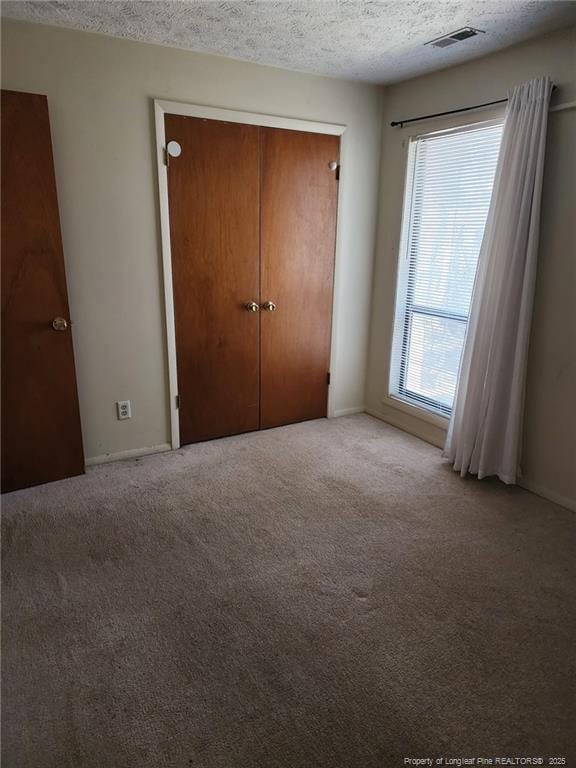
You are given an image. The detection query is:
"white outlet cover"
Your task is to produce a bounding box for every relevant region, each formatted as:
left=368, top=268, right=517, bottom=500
left=117, top=400, right=132, bottom=420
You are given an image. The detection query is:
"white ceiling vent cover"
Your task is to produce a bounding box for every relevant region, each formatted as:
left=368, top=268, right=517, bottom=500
left=426, top=27, right=485, bottom=48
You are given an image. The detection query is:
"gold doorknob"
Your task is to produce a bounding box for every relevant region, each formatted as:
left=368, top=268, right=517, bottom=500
left=244, top=301, right=260, bottom=312
left=262, top=301, right=277, bottom=312
left=51, top=317, right=69, bottom=331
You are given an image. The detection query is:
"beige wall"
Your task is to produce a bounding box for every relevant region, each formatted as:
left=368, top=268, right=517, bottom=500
left=3, top=20, right=574, bottom=506
left=366, top=25, right=576, bottom=508
left=1, top=19, right=383, bottom=461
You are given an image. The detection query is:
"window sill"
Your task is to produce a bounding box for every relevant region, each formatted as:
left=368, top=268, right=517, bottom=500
left=382, top=394, right=449, bottom=430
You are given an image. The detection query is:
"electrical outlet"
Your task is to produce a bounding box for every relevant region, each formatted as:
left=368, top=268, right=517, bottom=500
left=117, top=400, right=132, bottom=420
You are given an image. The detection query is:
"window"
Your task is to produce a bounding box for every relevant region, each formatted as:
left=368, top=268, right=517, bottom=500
left=389, top=120, right=503, bottom=417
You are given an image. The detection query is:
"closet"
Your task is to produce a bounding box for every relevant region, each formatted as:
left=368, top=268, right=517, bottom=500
left=165, top=115, right=340, bottom=445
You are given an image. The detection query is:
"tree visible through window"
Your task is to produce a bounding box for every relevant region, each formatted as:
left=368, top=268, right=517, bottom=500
left=389, top=120, right=503, bottom=416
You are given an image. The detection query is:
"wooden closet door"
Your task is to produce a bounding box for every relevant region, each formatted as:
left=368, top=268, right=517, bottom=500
left=165, top=116, right=260, bottom=444
left=260, top=128, right=339, bottom=429
left=1, top=90, right=84, bottom=492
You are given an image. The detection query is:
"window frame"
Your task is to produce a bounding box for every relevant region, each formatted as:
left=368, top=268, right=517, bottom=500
left=388, top=117, right=504, bottom=420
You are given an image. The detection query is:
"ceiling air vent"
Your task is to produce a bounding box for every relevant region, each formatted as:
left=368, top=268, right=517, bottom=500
left=425, top=27, right=484, bottom=48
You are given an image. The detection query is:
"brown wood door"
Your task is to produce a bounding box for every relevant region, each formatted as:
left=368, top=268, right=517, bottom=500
left=260, top=128, right=339, bottom=429
left=165, top=116, right=260, bottom=444
left=1, top=90, right=84, bottom=493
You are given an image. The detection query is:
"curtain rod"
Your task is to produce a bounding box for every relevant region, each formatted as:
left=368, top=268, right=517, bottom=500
left=390, top=85, right=558, bottom=128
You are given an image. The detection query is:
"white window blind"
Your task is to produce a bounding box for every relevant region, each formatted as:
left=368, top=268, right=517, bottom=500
left=389, top=120, right=503, bottom=416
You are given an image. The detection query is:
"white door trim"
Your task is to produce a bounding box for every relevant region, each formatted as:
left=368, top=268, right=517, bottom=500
left=154, top=99, right=347, bottom=449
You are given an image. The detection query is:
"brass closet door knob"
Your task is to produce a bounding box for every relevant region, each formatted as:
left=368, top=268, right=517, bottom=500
left=262, top=301, right=277, bottom=312
left=51, top=317, right=69, bottom=331
left=244, top=301, right=260, bottom=312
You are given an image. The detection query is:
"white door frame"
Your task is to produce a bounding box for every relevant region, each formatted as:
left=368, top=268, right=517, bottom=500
left=154, top=99, right=347, bottom=449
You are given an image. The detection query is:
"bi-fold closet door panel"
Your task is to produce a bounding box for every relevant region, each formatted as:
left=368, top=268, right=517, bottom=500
left=260, top=128, right=339, bottom=429
left=165, top=114, right=339, bottom=446
left=166, top=116, right=261, bottom=445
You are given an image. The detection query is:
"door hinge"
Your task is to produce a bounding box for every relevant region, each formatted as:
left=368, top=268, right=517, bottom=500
left=327, top=372, right=331, bottom=386
left=175, top=394, right=180, bottom=409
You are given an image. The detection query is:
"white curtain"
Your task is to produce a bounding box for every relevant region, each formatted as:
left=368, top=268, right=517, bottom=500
left=443, top=76, right=553, bottom=484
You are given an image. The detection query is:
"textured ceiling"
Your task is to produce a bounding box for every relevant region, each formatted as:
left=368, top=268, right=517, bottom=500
left=3, top=1, right=576, bottom=84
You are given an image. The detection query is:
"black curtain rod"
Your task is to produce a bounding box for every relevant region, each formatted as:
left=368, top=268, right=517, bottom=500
left=390, top=85, right=556, bottom=128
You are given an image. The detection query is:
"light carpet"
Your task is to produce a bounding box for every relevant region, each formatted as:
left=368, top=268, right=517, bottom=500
left=2, top=414, right=575, bottom=767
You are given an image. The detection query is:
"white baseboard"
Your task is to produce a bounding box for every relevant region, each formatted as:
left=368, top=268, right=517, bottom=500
left=332, top=406, right=365, bottom=418
left=519, top=479, right=576, bottom=512
left=365, top=405, right=445, bottom=448
left=85, top=443, right=172, bottom=467
left=366, top=408, right=575, bottom=512
left=83, top=434, right=575, bottom=513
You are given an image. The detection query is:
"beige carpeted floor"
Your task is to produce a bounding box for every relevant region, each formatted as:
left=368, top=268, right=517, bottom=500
left=2, top=414, right=575, bottom=767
